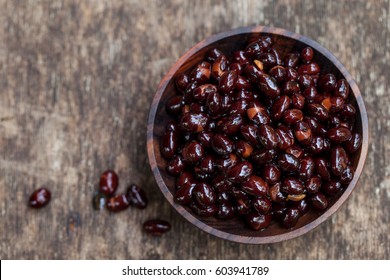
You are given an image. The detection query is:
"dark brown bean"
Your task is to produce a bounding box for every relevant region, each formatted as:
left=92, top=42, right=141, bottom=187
left=271, top=95, right=290, bottom=120
left=205, top=91, right=222, bottom=116
left=199, top=154, right=215, bottom=174
left=301, top=47, right=314, bottom=63
left=245, top=38, right=271, bottom=58
left=219, top=114, right=243, bottom=135
left=219, top=71, right=238, bottom=95
left=198, top=131, right=213, bottom=148
left=258, top=124, right=278, bottom=149
left=284, top=52, right=300, bottom=68
left=175, top=73, right=190, bottom=93
left=322, top=180, right=342, bottom=195
left=298, top=74, right=315, bottom=89
left=253, top=197, right=272, bottom=214
left=241, top=125, right=261, bottom=147
left=328, top=127, right=352, bottom=143
left=99, top=170, right=119, bottom=195
left=92, top=191, right=107, bottom=210
left=236, top=140, right=254, bottom=158
left=229, top=62, right=243, bottom=74
left=335, top=79, right=350, bottom=99
left=257, top=53, right=277, bottom=69
left=298, top=156, right=315, bottom=180
left=293, top=198, right=310, bottom=214
left=192, top=84, right=217, bottom=102
left=235, top=75, right=252, bottom=91
left=286, top=145, right=304, bottom=159
left=211, top=134, right=234, bottom=155
left=174, top=183, right=195, bottom=205
left=283, top=109, right=303, bottom=125
left=330, top=146, right=349, bottom=176
left=340, top=165, right=354, bottom=184
left=282, top=177, right=304, bottom=194
left=166, top=155, right=185, bottom=176
left=294, top=121, right=312, bottom=145
left=310, top=193, right=328, bottom=210
left=143, top=219, right=171, bottom=236
left=286, top=67, right=299, bottom=81
left=215, top=153, right=239, bottom=172
left=247, top=101, right=271, bottom=125
left=216, top=202, right=236, bottom=219
left=257, top=74, right=280, bottom=99
left=277, top=153, right=300, bottom=172
left=243, top=64, right=265, bottom=84
left=227, top=161, right=253, bottom=183
left=232, top=50, right=250, bottom=65
left=206, top=48, right=223, bottom=62
left=275, top=126, right=295, bottom=150
left=282, top=80, right=300, bottom=96
left=302, top=86, right=318, bottom=103
left=230, top=99, right=250, bottom=116
left=344, top=132, right=362, bottom=154
left=306, top=176, right=322, bottom=194
left=269, top=182, right=286, bottom=203
left=182, top=141, right=204, bottom=163
left=189, top=201, right=217, bottom=217
left=319, top=74, right=337, bottom=92
left=29, top=187, right=51, bottom=208
left=246, top=212, right=272, bottom=230
left=190, top=61, right=211, bottom=84
left=192, top=183, right=216, bottom=208
left=306, top=103, right=329, bottom=121
left=291, top=93, right=305, bottom=110
left=175, top=172, right=195, bottom=190
left=126, top=184, right=148, bottom=209
left=315, top=157, right=331, bottom=180
left=269, top=66, right=287, bottom=83
left=211, top=54, right=228, bottom=80
left=241, top=175, right=269, bottom=196
left=180, top=112, right=209, bottom=133
left=251, top=149, right=277, bottom=165
left=166, top=96, right=183, bottom=116
left=298, top=62, right=320, bottom=75
left=282, top=207, right=300, bottom=228
left=262, top=163, right=281, bottom=184
left=308, top=136, right=326, bottom=154
left=106, top=194, right=130, bottom=212
left=340, top=104, right=356, bottom=119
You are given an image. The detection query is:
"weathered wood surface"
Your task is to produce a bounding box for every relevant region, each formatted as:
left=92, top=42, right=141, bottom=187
left=0, top=0, right=389, bottom=259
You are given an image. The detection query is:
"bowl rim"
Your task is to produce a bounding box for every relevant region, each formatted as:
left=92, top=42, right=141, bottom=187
left=147, top=25, right=369, bottom=244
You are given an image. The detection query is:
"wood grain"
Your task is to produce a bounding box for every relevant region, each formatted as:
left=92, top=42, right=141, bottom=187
left=0, top=0, right=389, bottom=259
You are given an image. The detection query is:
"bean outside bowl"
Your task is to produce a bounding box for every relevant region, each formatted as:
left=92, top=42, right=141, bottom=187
left=147, top=26, right=368, bottom=244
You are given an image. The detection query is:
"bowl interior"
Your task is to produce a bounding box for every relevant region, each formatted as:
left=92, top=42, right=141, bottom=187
left=148, top=26, right=368, bottom=243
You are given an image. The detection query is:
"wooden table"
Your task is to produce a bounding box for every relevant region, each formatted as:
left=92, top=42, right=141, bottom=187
left=0, top=0, right=389, bottom=260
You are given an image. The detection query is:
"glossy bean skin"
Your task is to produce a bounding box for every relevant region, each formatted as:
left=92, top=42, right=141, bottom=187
left=219, top=71, right=238, bottom=95
left=269, top=182, right=286, bottom=203
left=257, top=74, right=280, bottom=99
left=215, top=154, right=239, bottom=172
left=286, top=145, right=304, bottom=159
left=319, top=74, right=337, bottom=92
left=236, top=140, right=254, bottom=158
left=272, top=95, right=290, bottom=120
left=262, top=163, right=281, bottom=184
left=216, top=202, right=236, bottom=219
left=99, top=170, right=119, bottom=195
left=166, top=96, right=183, bottom=116
left=330, top=146, right=349, bottom=176
left=219, top=114, right=243, bottom=135
left=298, top=62, right=320, bottom=75
left=246, top=212, right=272, bottom=231
left=310, top=193, right=328, bottom=210
left=298, top=74, right=314, bottom=89
left=29, top=187, right=51, bottom=208
left=344, top=132, right=362, bottom=154
left=258, top=124, right=278, bottom=149
left=241, top=125, right=261, bottom=147
left=211, top=134, right=234, bottom=155
left=306, top=103, right=329, bottom=121
left=298, top=156, right=315, bottom=180
left=277, top=154, right=300, bottom=173
left=269, top=66, right=287, bottom=83
left=143, top=219, right=171, bottom=236
left=282, top=80, right=300, bottom=96
left=282, top=207, right=300, bottom=228
left=180, top=112, right=209, bottom=133
left=189, top=201, right=217, bottom=217
left=175, top=172, right=195, bottom=190
left=335, top=79, right=350, bottom=99
left=200, top=155, right=216, bottom=174
left=315, top=157, right=331, bottom=180
left=106, top=194, right=130, bottom=212
left=174, top=183, right=195, bottom=205
left=241, top=175, right=269, bottom=196
left=284, top=52, right=300, bottom=68
left=253, top=197, right=272, bottom=214
left=243, top=64, right=264, bottom=84
left=282, top=177, right=304, bottom=195
left=306, top=176, right=322, bottom=194
left=182, top=141, right=204, bottom=163
left=175, top=73, right=190, bottom=93
left=294, top=121, right=312, bottom=146
left=275, top=126, right=295, bottom=150
left=247, top=101, right=271, bottom=125
left=340, top=165, right=354, bottom=184
left=192, top=182, right=216, bottom=208
left=126, top=184, right=148, bottom=209
left=190, top=61, right=211, bottom=84
left=322, top=180, right=342, bottom=195
left=328, top=127, right=352, bottom=143
left=206, top=91, right=223, bottom=116
left=283, top=109, right=303, bottom=125
left=192, top=84, right=217, bottom=102
left=301, top=47, right=314, bottom=63
left=166, top=155, right=185, bottom=176
left=291, top=93, right=305, bottom=110
left=227, top=161, right=253, bottom=183
left=251, top=149, right=277, bottom=165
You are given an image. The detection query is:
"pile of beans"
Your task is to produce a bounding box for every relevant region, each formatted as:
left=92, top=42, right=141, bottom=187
left=160, top=36, right=362, bottom=230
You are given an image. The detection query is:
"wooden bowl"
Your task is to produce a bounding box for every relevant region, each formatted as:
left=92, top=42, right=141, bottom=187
left=147, top=26, right=368, bottom=244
